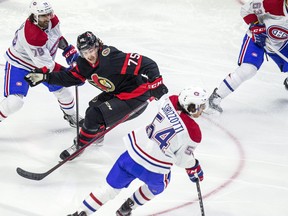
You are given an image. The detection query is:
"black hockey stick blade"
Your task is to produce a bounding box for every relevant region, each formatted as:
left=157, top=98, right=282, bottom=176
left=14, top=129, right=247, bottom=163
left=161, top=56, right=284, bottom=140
left=16, top=147, right=85, bottom=181
left=16, top=167, right=48, bottom=181
left=16, top=98, right=154, bottom=181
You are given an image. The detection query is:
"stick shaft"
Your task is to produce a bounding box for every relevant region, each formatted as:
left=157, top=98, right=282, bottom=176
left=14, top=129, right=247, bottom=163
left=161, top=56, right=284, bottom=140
left=16, top=98, right=153, bottom=180
left=196, top=180, right=205, bottom=216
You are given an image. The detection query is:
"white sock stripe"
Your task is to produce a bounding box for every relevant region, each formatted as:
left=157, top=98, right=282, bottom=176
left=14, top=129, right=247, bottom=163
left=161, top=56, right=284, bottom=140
left=83, top=193, right=102, bottom=211
left=133, top=185, right=155, bottom=205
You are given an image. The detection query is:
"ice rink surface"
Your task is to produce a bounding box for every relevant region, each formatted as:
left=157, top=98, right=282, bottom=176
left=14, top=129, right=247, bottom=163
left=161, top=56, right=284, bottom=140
left=0, top=0, right=288, bottom=215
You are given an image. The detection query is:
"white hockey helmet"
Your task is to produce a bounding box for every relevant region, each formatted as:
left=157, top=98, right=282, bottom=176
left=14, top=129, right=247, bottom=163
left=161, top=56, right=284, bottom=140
left=178, top=86, right=208, bottom=115
left=29, top=0, right=54, bottom=22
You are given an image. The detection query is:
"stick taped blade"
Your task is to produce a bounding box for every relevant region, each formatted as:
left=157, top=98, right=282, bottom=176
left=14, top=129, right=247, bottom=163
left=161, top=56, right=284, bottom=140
left=16, top=167, right=47, bottom=181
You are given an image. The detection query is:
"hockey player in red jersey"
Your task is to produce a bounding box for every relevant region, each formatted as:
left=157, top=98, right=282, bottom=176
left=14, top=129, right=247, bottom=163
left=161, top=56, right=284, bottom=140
left=0, top=0, right=81, bottom=127
left=25, top=31, right=168, bottom=160
left=208, top=0, right=288, bottom=113
left=66, top=86, right=207, bottom=216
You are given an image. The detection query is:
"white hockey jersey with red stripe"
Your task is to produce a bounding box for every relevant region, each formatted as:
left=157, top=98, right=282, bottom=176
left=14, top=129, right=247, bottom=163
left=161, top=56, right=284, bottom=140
left=241, top=0, right=288, bottom=51
left=124, top=95, right=202, bottom=174
left=4, top=15, right=62, bottom=71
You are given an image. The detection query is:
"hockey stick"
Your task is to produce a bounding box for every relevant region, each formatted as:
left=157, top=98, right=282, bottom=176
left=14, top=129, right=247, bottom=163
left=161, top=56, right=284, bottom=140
left=16, top=98, right=153, bottom=181
left=196, top=179, right=205, bottom=216
left=75, top=86, right=80, bottom=143
left=265, top=40, right=288, bottom=63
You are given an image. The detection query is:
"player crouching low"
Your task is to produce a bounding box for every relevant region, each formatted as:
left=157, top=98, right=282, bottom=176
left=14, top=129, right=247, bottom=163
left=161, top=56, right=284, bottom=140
left=67, top=86, right=207, bottom=216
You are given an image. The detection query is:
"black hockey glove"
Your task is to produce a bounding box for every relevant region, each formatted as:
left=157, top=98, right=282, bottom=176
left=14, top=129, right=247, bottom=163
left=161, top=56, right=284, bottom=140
left=148, top=76, right=168, bottom=100
left=24, top=67, right=50, bottom=87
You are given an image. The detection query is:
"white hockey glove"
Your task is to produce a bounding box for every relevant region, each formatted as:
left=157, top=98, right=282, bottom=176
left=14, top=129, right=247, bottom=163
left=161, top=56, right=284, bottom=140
left=24, top=67, right=50, bottom=87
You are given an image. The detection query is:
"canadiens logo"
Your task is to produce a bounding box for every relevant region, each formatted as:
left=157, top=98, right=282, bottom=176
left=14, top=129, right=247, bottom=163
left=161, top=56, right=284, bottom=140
left=267, top=26, right=288, bottom=40
left=102, top=48, right=110, bottom=56
left=89, top=74, right=115, bottom=92
left=16, top=82, right=22, bottom=86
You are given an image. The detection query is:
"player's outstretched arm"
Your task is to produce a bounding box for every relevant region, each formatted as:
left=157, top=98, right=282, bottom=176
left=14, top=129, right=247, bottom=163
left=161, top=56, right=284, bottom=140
left=24, top=67, right=50, bottom=87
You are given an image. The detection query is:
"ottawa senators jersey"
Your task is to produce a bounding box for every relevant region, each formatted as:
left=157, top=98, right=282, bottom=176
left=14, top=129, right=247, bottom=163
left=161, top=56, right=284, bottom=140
left=48, top=45, right=161, bottom=100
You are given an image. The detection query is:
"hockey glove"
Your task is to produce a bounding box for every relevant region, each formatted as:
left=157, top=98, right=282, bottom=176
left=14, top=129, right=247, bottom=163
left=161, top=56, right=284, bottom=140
left=284, top=77, right=288, bottom=91
left=148, top=76, right=168, bottom=100
left=249, top=22, right=266, bottom=48
left=186, top=159, right=204, bottom=183
left=62, top=44, right=79, bottom=66
left=24, top=67, right=50, bottom=87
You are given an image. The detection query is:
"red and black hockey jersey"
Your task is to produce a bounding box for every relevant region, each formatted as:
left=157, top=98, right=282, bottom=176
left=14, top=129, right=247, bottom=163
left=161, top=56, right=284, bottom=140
left=48, top=45, right=161, bottom=100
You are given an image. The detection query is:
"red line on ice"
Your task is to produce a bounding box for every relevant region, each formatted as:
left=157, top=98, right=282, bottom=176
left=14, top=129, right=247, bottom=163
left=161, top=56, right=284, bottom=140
left=151, top=116, right=246, bottom=215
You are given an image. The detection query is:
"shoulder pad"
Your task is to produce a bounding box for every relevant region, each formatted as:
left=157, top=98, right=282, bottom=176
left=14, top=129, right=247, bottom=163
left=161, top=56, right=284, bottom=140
left=24, top=19, right=48, bottom=46
left=180, top=113, right=202, bottom=143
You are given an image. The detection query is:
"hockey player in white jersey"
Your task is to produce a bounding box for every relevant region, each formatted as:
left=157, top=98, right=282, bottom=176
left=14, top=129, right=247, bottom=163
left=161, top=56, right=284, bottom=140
left=0, top=0, right=81, bottom=127
left=208, top=0, right=288, bottom=113
left=67, top=86, right=207, bottom=216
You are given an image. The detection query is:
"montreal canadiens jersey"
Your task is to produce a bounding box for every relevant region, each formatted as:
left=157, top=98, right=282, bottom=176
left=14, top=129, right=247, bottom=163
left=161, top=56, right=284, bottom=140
left=125, top=95, right=202, bottom=174
left=241, top=0, right=288, bottom=51
left=4, top=15, right=62, bottom=71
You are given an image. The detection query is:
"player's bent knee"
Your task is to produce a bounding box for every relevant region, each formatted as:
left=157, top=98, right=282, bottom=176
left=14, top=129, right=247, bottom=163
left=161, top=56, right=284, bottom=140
left=236, top=63, right=258, bottom=81
left=84, top=107, right=105, bottom=129
left=0, top=94, right=24, bottom=116
left=53, top=87, right=73, bottom=100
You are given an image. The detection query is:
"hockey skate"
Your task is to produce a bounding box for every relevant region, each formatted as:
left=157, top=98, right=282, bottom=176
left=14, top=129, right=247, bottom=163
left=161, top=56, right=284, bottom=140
left=67, top=211, right=87, bottom=216
left=206, top=88, right=223, bottom=113
left=63, top=113, right=84, bottom=128
left=60, top=138, right=84, bottom=160
left=116, top=198, right=135, bottom=216
left=59, top=136, right=104, bottom=160
left=284, top=77, right=288, bottom=90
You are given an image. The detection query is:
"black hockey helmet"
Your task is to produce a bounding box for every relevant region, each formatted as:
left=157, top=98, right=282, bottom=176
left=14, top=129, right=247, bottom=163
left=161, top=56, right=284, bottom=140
left=76, top=31, right=99, bottom=52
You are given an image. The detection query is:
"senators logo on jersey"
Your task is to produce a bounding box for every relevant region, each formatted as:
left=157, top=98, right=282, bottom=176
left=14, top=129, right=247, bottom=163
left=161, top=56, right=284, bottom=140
left=89, top=74, right=115, bottom=92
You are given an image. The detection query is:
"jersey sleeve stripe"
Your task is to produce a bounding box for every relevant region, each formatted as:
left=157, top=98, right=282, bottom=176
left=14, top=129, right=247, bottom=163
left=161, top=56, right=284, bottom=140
left=120, top=53, right=130, bottom=74
left=70, top=65, right=86, bottom=82
left=134, top=55, right=142, bottom=75
left=50, top=37, right=61, bottom=56
left=115, top=82, right=149, bottom=100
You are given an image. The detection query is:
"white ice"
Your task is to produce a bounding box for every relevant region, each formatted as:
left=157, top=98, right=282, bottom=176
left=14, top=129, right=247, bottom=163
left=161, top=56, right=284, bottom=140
left=0, top=0, right=288, bottom=215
